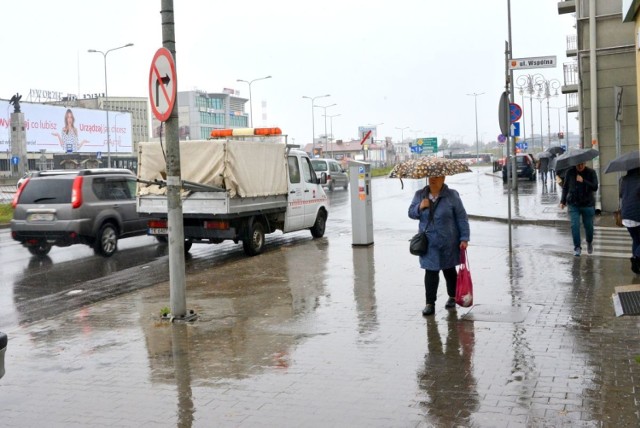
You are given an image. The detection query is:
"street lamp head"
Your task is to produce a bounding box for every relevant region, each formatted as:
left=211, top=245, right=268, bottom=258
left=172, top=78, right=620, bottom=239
left=124, top=43, right=134, bottom=47
left=87, top=49, right=98, bottom=53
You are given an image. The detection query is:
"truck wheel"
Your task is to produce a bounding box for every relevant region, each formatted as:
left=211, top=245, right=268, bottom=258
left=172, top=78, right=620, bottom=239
left=243, top=222, right=265, bottom=256
left=27, top=241, right=52, bottom=256
left=310, top=211, right=327, bottom=238
left=94, top=223, right=118, bottom=257
left=155, top=236, right=168, bottom=243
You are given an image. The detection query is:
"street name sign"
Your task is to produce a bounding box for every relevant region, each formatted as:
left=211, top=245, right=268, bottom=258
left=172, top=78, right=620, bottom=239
left=509, top=55, right=557, bottom=70
left=149, top=48, right=177, bottom=122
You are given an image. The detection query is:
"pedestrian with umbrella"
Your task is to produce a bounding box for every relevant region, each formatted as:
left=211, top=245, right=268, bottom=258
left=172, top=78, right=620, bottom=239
left=401, top=158, right=471, bottom=316
left=605, top=150, right=640, bottom=273
left=537, top=152, right=553, bottom=185
left=558, top=148, right=600, bottom=256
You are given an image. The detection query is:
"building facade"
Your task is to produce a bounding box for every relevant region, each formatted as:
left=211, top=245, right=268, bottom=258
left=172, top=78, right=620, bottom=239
left=559, top=0, right=638, bottom=212
left=151, top=90, right=249, bottom=141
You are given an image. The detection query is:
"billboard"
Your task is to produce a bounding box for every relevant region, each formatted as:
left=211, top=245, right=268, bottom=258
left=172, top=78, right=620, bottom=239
left=0, top=101, right=132, bottom=154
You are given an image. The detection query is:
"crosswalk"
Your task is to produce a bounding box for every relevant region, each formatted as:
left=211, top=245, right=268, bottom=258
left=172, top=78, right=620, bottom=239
left=592, top=226, right=634, bottom=259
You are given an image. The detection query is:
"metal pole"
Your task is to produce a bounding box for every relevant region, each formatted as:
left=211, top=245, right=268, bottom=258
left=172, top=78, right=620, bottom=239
left=161, top=0, right=188, bottom=318
left=302, top=94, right=330, bottom=157
left=237, top=76, right=271, bottom=128
left=547, top=97, right=551, bottom=150
left=466, top=93, right=484, bottom=163
left=103, top=54, right=110, bottom=168
left=88, top=44, right=133, bottom=167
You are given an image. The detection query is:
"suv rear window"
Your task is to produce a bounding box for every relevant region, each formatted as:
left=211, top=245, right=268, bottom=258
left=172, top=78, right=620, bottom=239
left=18, top=178, right=73, bottom=204
left=311, top=160, right=328, bottom=171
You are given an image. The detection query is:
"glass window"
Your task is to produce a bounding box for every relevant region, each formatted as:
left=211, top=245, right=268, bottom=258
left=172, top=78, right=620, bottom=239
left=311, top=160, right=328, bottom=172
left=302, top=157, right=315, bottom=183
left=288, top=156, right=301, bottom=184
left=18, top=178, right=73, bottom=204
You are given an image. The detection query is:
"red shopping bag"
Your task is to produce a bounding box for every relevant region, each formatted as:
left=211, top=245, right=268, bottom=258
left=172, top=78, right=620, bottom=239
left=455, top=249, right=473, bottom=307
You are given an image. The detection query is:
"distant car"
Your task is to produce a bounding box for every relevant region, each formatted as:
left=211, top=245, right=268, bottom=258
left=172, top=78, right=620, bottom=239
left=311, top=159, right=349, bottom=191
left=502, top=153, right=536, bottom=182
left=11, top=168, right=149, bottom=257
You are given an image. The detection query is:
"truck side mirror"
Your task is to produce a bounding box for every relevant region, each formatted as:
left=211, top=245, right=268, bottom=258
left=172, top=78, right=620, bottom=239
left=320, top=172, right=327, bottom=185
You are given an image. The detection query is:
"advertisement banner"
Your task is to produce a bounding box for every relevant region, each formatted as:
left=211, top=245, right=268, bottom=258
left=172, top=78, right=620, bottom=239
left=0, top=101, right=132, bottom=154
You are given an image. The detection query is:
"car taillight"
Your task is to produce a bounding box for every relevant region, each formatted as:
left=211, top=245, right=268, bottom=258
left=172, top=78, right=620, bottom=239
left=71, top=176, right=84, bottom=208
left=11, top=178, right=29, bottom=208
left=148, top=220, right=168, bottom=228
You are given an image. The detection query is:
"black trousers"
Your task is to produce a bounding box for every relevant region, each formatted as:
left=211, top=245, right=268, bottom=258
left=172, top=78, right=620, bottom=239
left=424, top=267, right=457, bottom=304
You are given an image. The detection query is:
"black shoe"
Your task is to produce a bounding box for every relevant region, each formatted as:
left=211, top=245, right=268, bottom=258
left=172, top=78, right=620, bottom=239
left=444, top=297, right=456, bottom=309
left=631, top=257, right=640, bottom=274
left=422, top=304, right=435, bottom=316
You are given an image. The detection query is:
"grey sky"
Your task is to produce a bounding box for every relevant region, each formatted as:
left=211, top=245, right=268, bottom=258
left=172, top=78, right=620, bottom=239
left=1, top=1, right=575, bottom=146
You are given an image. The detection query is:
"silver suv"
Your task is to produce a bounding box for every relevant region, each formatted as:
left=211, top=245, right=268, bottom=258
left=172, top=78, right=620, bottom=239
left=311, top=159, right=349, bottom=191
left=11, top=169, right=147, bottom=257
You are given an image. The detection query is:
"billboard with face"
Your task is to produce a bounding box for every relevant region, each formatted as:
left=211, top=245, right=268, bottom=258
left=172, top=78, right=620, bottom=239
left=0, top=101, right=132, bottom=154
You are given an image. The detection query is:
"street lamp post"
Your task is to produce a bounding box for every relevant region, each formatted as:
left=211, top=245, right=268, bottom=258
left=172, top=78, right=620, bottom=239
left=113, top=112, right=127, bottom=165
left=302, top=94, right=330, bottom=157
left=316, top=103, right=337, bottom=158
left=236, top=75, right=272, bottom=127
left=395, top=126, right=409, bottom=160
left=516, top=74, right=543, bottom=149
left=366, top=123, right=383, bottom=163
left=88, top=43, right=134, bottom=168
left=535, top=77, right=561, bottom=150
left=325, top=113, right=341, bottom=158
left=466, top=92, right=484, bottom=163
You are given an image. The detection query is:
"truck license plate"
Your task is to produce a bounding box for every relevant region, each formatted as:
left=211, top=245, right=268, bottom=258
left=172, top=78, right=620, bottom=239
left=148, top=228, right=168, bottom=235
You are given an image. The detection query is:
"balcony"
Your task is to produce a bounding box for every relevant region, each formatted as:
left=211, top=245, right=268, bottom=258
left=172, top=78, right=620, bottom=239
left=561, top=62, right=579, bottom=94
left=566, top=34, right=577, bottom=57
left=558, top=0, right=576, bottom=15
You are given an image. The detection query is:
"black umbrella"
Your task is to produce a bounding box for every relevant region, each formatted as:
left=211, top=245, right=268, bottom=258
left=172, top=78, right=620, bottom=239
left=554, top=148, right=599, bottom=171
left=536, top=151, right=553, bottom=159
left=604, top=150, right=640, bottom=174
left=546, top=146, right=565, bottom=155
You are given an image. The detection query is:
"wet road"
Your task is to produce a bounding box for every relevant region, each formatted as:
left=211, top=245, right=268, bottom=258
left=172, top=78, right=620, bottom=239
left=1, top=168, right=567, bottom=329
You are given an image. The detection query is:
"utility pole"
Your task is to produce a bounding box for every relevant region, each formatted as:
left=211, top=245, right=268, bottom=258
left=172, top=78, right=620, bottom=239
left=161, top=0, right=189, bottom=319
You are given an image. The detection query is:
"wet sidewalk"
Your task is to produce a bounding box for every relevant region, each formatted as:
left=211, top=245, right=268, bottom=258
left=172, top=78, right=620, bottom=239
left=1, top=169, right=637, bottom=427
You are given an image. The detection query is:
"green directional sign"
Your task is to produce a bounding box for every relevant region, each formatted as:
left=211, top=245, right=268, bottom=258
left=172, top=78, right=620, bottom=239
left=416, top=137, right=438, bottom=154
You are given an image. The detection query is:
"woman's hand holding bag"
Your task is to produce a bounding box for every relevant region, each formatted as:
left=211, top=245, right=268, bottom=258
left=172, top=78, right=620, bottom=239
left=455, top=249, right=473, bottom=307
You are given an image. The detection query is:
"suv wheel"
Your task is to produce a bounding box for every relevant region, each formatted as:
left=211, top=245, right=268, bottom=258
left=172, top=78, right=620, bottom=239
left=27, top=242, right=52, bottom=256
left=94, top=223, right=118, bottom=257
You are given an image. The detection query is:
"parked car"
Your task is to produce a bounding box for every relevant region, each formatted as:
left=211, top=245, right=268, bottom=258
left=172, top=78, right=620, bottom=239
left=502, top=153, right=537, bottom=182
left=311, top=159, right=349, bottom=191
left=11, top=169, right=149, bottom=257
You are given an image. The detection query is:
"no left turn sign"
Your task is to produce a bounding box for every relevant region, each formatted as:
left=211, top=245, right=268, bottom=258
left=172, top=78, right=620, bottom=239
left=149, top=48, right=177, bottom=122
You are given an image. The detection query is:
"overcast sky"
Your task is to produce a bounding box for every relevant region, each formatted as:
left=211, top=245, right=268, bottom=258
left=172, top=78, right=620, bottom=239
left=1, top=0, right=576, bottom=146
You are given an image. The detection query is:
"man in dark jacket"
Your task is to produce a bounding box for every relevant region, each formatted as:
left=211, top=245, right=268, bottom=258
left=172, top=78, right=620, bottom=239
left=620, top=167, right=640, bottom=273
left=560, top=162, right=599, bottom=256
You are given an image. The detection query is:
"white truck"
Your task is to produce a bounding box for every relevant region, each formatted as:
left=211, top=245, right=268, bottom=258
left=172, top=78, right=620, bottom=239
left=136, top=128, right=329, bottom=256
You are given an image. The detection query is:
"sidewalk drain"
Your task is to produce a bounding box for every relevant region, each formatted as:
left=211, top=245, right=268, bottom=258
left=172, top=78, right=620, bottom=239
left=613, top=285, right=640, bottom=317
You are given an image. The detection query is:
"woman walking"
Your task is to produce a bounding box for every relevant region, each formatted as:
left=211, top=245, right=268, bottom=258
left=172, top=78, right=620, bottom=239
left=408, top=175, right=470, bottom=316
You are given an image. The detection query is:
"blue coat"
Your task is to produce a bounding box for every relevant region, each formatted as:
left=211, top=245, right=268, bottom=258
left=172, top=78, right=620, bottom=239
left=408, top=184, right=470, bottom=271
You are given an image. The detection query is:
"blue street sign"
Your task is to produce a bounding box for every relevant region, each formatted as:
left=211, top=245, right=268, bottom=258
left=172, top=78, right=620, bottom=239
left=510, top=103, right=522, bottom=123
left=510, top=122, right=520, bottom=137
left=515, top=142, right=528, bottom=150
left=11, top=156, right=19, bottom=165
left=410, top=145, right=423, bottom=154
left=96, top=151, right=102, bottom=160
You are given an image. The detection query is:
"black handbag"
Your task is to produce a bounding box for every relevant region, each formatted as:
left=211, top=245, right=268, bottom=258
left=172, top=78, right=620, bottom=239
left=409, top=232, right=428, bottom=256
left=409, top=197, right=439, bottom=256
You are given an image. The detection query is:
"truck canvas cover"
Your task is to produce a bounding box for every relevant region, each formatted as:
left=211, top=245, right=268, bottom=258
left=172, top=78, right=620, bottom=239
left=137, top=139, right=288, bottom=198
